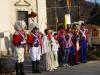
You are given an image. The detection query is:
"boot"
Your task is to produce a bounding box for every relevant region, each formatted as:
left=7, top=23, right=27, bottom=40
left=20, top=62, right=26, bottom=75
left=36, top=61, right=41, bottom=73
left=32, top=61, right=36, bottom=73
left=15, top=62, right=20, bottom=75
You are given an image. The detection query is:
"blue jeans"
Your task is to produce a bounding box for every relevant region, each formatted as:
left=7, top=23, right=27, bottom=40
left=58, top=48, right=65, bottom=66
left=80, top=39, right=87, bottom=63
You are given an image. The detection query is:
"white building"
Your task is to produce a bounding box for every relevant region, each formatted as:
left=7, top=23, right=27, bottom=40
left=0, top=0, right=47, bottom=56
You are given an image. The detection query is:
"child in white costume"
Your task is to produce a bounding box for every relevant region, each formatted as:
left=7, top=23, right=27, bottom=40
left=52, top=33, right=59, bottom=69
left=42, top=28, right=53, bottom=71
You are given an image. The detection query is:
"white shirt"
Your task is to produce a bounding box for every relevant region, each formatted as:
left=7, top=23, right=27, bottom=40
left=51, top=37, right=59, bottom=52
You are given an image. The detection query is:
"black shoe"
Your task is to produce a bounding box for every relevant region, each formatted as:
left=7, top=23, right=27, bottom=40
left=32, top=61, right=37, bottom=73
left=21, top=72, right=26, bottom=75
left=59, top=64, right=64, bottom=67
left=36, top=70, right=42, bottom=73
left=20, top=62, right=26, bottom=75
left=15, top=62, right=20, bottom=75
left=36, top=61, right=41, bottom=73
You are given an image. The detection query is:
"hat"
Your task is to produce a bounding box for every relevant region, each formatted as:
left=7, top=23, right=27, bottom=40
left=14, top=21, right=22, bottom=31
left=14, top=20, right=27, bottom=30
left=20, top=20, right=26, bottom=29
left=28, top=22, right=39, bottom=31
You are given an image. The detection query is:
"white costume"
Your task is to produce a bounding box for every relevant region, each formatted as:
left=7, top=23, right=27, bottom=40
left=42, top=35, right=53, bottom=71
left=29, top=33, right=41, bottom=61
left=14, top=21, right=26, bottom=63
left=51, top=37, right=59, bottom=69
left=27, top=21, right=42, bottom=73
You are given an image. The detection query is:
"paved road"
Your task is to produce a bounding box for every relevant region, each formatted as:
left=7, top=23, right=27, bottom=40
left=25, top=61, right=100, bottom=75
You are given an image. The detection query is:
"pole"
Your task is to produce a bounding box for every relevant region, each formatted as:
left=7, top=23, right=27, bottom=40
left=66, top=0, right=71, bottom=27
left=66, top=0, right=71, bottom=13
left=55, top=0, right=57, bottom=32
left=78, top=0, right=80, bottom=20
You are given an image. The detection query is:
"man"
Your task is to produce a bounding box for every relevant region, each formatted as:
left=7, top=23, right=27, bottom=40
left=27, top=26, right=41, bottom=73
left=13, top=21, right=26, bottom=75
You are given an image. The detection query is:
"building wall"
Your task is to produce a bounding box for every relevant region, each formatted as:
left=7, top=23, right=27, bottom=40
left=37, top=0, right=47, bottom=33
left=0, top=0, right=47, bottom=56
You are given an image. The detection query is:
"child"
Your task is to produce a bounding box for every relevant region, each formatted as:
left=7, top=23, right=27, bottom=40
left=42, top=28, right=53, bottom=71
left=52, top=33, right=59, bottom=69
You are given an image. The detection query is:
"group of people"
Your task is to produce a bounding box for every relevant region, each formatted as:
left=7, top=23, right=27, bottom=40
left=12, top=22, right=88, bottom=75
left=57, top=25, right=88, bottom=67
left=12, top=11, right=88, bottom=75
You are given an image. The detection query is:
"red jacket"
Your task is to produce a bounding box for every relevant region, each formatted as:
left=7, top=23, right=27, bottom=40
left=27, top=33, right=40, bottom=47
left=13, top=33, right=22, bottom=46
left=27, top=34, right=34, bottom=45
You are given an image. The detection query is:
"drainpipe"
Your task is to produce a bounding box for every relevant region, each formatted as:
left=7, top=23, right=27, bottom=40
left=36, top=0, right=39, bottom=23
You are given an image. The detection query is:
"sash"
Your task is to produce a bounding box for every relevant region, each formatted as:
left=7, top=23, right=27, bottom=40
left=18, top=32, right=26, bottom=46
left=80, top=30, right=86, bottom=39
left=31, top=33, right=39, bottom=47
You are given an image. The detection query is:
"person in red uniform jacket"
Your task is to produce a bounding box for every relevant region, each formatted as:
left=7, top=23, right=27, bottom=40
left=13, top=21, right=26, bottom=75
left=27, top=26, right=41, bottom=73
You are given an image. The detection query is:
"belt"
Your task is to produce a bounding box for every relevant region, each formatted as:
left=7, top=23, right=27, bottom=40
left=29, top=45, right=39, bottom=47
left=17, top=45, right=24, bottom=48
